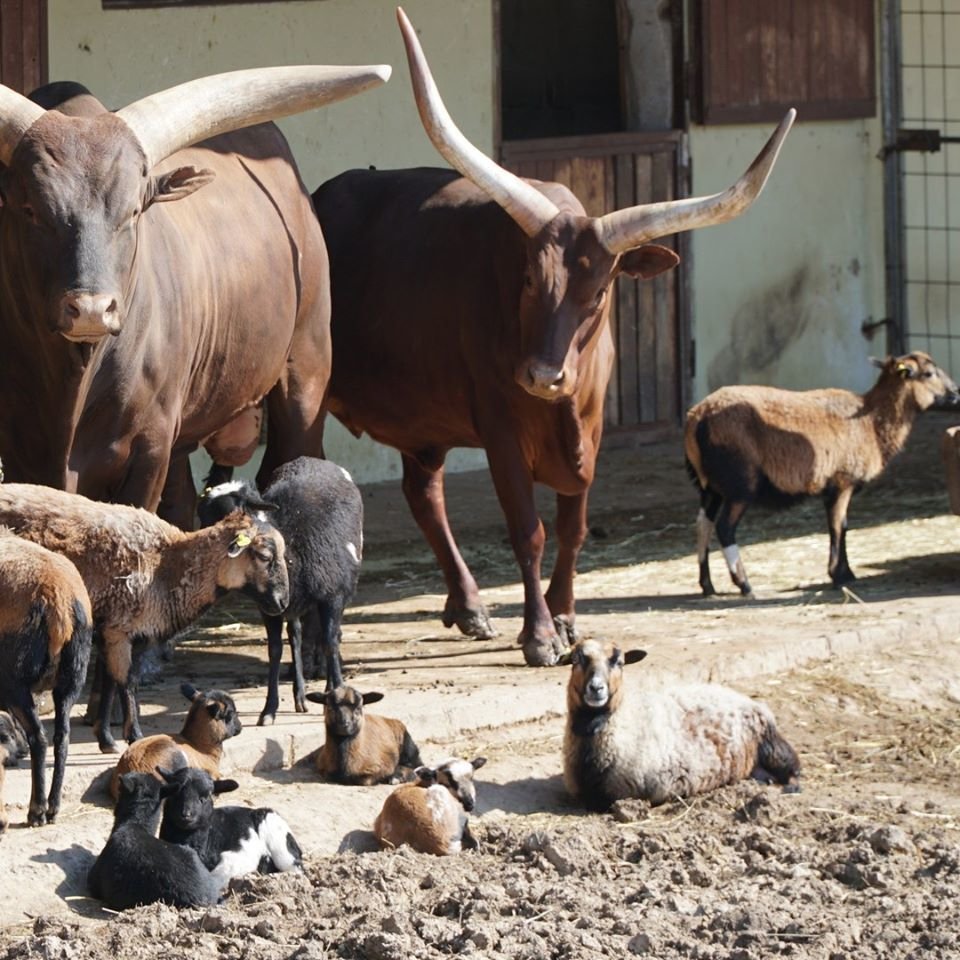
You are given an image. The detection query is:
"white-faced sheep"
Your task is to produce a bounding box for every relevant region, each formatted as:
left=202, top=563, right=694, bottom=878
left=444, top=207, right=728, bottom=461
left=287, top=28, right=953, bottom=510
left=109, top=683, right=242, bottom=801
left=198, top=456, right=363, bottom=724
left=373, top=756, right=487, bottom=855
left=87, top=771, right=223, bottom=910
left=305, top=686, right=422, bottom=785
left=685, top=352, right=960, bottom=596
left=563, top=640, right=800, bottom=811
left=0, top=531, right=92, bottom=826
left=158, top=766, right=302, bottom=883
left=0, top=483, right=288, bottom=753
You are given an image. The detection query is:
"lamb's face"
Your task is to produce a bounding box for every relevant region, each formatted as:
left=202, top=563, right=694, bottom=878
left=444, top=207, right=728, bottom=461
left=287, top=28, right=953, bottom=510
left=0, top=712, right=26, bottom=767
left=419, top=756, right=487, bottom=812
left=205, top=690, right=243, bottom=740
left=323, top=686, right=366, bottom=738
left=219, top=517, right=290, bottom=616
left=165, top=769, right=216, bottom=830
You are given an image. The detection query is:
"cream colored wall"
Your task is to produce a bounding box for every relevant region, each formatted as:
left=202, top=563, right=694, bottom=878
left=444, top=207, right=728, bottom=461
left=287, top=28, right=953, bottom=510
left=47, top=0, right=492, bottom=483
left=687, top=116, right=887, bottom=400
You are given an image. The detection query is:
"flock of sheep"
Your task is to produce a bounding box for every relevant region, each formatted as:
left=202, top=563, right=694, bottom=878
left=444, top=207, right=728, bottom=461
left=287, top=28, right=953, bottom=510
left=0, top=338, right=953, bottom=911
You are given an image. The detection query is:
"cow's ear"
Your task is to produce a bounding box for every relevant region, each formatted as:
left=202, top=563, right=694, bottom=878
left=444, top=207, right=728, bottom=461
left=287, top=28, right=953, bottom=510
left=617, top=244, right=680, bottom=280
left=147, top=165, right=216, bottom=207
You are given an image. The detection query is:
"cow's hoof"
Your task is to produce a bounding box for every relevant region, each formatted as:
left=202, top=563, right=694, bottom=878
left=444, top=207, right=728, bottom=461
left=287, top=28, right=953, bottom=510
left=552, top=614, right=579, bottom=648
left=519, top=631, right=567, bottom=667
left=443, top=602, right=498, bottom=640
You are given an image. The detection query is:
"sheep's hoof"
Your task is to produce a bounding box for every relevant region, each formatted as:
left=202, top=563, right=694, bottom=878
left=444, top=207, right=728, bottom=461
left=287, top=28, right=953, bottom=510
left=27, top=808, right=46, bottom=827
left=257, top=712, right=276, bottom=727
left=98, top=740, right=120, bottom=755
left=442, top=601, right=498, bottom=640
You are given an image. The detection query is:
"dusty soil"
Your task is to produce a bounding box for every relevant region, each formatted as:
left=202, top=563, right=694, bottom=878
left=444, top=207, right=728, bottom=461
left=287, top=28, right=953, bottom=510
left=2, top=414, right=960, bottom=959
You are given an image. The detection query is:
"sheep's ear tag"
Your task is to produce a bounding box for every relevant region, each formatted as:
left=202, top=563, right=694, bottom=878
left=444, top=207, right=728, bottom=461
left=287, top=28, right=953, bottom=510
left=228, top=531, right=252, bottom=558
left=897, top=362, right=912, bottom=379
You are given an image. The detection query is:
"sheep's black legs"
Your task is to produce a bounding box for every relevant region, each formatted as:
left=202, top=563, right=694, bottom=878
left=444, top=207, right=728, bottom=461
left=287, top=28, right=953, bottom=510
left=260, top=614, right=285, bottom=725
left=286, top=617, right=307, bottom=713
left=8, top=694, right=47, bottom=825
left=714, top=499, right=753, bottom=596
left=697, top=491, right=722, bottom=596
left=94, top=674, right=119, bottom=754
left=824, top=486, right=855, bottom=585
left=316, top=602, right=346, bottom=690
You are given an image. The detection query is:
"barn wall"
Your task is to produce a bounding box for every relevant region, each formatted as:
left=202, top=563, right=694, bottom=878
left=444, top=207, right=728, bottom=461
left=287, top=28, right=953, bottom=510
left=46, top=0, right=493, bottom=483
left=687, top=116, right=886, bottom=400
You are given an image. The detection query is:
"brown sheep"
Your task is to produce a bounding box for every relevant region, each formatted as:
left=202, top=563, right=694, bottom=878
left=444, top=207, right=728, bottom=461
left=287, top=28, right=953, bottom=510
left=563, top=640, right=800, bottom=811
left=109, top=683, right=242, bottom=802
left=685, top=351, right=960, bottom=596
left=0, top=531, right=93, bottom=826
left=305, top=686, right=421, bottom=785
left=373, top=756, right=487, bottom=855
left=0, top=483, right=288, bottom=753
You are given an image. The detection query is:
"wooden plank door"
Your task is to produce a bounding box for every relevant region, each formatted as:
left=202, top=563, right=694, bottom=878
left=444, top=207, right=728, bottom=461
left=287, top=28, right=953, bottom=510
left=0, top=0, right=46, bottom=95
left=502, top=131, right=689, bottom=439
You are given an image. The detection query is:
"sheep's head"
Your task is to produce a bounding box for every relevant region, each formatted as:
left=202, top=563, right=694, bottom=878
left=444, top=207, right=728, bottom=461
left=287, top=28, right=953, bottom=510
left=415, top=756, right=487, bottom=812
left=157, top=766, right=239, bottom=831
left=567, top=640, right=647, bottom=714
left=874, top=351, right=960, bottom=410
left=215, top=511, right=289, bottom=616
left=0, top=711, right=27, bottom=767
left=197, top=478, right=278, bottom=527
left=306, top=686, right=384, bottom=738
left=180, top=683, right=243, bottom=741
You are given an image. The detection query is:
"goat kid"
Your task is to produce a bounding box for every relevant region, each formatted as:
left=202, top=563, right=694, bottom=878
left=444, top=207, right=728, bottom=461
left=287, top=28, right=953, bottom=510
left=306, top=686, right=422, bottom=785
left=110, top=683, right=242, bottom=801
left=374, top=756, right=487, bottom=855
left=685, top=351, right=960, bottom=596
left=563, top=640, right=800, bottom=811
left=158, top=766, right=302, bottom=884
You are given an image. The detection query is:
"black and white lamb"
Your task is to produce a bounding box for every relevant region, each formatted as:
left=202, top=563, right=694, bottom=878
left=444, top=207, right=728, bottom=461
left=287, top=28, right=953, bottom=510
left=0, top=529, right=93, bottom=826
left=563, top=640, right=800, bottom=812
left=0, top=483, right=288, bottom=752
left=198, top=456, right=363, bottom=724
left=158, top=766, right=302, bottom=883
left=87, top=771, right=223, bottom=910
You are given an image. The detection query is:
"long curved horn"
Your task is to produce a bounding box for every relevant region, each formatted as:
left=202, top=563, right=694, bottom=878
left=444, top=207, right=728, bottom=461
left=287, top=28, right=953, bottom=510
left=596, top=109, right=795, bottom=254
left=117, top=64, right=392, bottom=171
left=397, top=6, right=559, bottom=238
left=0, top=85, right=45, bottom=165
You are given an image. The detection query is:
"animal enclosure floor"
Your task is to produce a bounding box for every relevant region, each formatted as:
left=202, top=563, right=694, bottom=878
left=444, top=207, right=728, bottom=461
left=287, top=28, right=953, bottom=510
left=2, top=414, right=960, bottom=958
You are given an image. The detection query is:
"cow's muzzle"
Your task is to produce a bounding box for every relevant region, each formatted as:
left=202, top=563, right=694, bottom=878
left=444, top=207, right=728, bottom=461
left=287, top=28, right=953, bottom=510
left=517, top=360, right=574, bottom=401
left=58, top=292, right=123, bottom=341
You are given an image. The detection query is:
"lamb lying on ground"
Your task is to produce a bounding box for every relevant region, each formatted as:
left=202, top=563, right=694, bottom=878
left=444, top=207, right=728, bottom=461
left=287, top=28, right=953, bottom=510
left=158, top=766, right=302, bottom=883
left=109, top=683, right=242, bottom=801
left=563, top=640, right=800, bottom=811
left=374, top=756, right=487, bottom=855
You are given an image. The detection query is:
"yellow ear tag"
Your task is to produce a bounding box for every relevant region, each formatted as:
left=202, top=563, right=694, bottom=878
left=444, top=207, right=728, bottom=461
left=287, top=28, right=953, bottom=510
left=234, top=532, right=252, bottom=548
left=896, top=362, right=910, bottom=377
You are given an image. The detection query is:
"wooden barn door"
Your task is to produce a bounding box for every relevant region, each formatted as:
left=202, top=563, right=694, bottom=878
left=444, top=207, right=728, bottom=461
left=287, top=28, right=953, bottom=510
left=501, top=134, right=688, bottom=439
left=0, top=0, right=46, bottom=94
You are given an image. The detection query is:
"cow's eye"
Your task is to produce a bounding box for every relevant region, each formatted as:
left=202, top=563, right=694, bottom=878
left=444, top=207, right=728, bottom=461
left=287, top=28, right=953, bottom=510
left=22, top=203, right=37, bottom=224
left=524, top=271, right=535, bottom=291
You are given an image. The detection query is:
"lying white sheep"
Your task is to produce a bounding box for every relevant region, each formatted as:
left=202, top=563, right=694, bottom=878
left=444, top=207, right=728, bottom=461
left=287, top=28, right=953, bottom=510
left=563, top=640, right=800, bottom=811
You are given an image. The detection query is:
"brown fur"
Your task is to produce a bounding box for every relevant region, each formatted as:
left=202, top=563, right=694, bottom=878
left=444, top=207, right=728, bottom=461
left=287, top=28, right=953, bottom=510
left=109, top=689, right=241, bottom=801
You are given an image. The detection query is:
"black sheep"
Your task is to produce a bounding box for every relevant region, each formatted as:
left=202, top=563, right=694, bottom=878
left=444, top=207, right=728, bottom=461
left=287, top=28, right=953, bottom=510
left=199, top=456, right=363, bottom=724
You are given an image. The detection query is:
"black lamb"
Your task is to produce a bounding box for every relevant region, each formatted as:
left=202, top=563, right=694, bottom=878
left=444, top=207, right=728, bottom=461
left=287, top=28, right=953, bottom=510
left=198, top=456, right=363, bottom=724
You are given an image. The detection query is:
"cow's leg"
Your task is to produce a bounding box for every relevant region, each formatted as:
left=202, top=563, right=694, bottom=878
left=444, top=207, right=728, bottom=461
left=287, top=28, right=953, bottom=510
left=401, top=453, right=496, bottom=640
left=485, top=445, right=564, bottom=667
left=157, top=449, right=199, bottom=530
left=824, top=485, right=856, bottom=586
left=543, top=491, right=588, bottom=647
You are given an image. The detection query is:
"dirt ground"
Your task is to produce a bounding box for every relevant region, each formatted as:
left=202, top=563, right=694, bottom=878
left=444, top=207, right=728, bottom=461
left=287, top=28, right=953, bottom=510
left=2, top=413, right=960, bottom=959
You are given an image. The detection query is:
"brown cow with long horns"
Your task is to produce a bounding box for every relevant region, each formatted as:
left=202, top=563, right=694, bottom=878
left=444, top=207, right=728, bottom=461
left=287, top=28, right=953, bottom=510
left=313, top=9, right=794, bottom=667
left=0, top=63, right=389, bottom=530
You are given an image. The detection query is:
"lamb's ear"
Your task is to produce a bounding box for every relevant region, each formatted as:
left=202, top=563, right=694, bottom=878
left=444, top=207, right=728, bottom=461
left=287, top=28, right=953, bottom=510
left=227, top=530, right=253, bottom=558
left=471, top=757, right=488, bottom=771
left=213, top=779, right=240, bottom=795
left=119, top=772, right=140, bottom=795
left=305, top=691, right=329, bottom=705
left=415, top=766, right=438, bottom=785
left=361, top=691, right=385, bottom=705
left=246, top=494, right=279, bottom=514
left=870, top=355, right=887, bottom=369
left=155, top=766, right=180, bottom=784
left=623, top=649, right=648, bottom=665
left=206, top=700, right=222, bottom=719
left=180, top=681, right=201, bottom=703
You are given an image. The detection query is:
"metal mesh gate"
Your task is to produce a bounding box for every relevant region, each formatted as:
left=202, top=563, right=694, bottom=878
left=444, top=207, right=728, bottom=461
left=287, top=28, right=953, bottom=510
left=889, top=0, right=960, bottom=368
